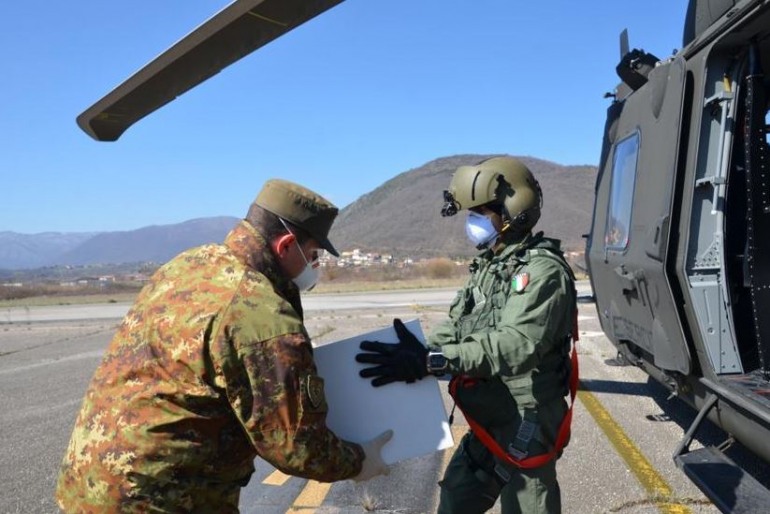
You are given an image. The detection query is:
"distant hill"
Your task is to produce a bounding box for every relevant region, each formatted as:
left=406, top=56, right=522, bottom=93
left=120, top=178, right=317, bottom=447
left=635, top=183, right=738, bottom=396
left=0, top=217, right=239, bottom=270
left=0, top=231, right=97, bottom=270
left=56, top=217, right=240, bottom=266
left=329, top=155, right=597, bottom=259
left=0, top=155, right=597, bottom=271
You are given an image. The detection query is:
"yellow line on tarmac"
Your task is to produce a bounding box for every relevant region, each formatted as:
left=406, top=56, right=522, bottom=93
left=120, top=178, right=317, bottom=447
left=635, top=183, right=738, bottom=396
left=578, top=385, right=692, bottom=514
left=284, top=424, right=465, bottom=513
left=286, top=480, right=332, bottom=513
left=263, top=470, right=292, bottom=486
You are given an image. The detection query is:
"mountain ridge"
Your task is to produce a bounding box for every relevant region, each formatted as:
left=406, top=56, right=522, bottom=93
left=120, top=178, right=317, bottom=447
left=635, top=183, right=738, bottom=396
left=330, top=154, right=596, bottom=259
left=0, top=155, right=596, bottom=270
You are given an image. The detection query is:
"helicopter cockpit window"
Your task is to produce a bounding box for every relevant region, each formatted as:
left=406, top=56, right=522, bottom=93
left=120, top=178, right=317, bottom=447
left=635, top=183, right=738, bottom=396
left=605, top=132, right=640, bottom=250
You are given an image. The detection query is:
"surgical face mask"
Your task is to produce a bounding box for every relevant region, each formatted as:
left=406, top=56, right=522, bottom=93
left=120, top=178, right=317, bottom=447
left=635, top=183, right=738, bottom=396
left=291, top=238, right=320, bottom=292
left=465, top=211, right=498, bottom=248
left=278, top=217, right=320, bottom=292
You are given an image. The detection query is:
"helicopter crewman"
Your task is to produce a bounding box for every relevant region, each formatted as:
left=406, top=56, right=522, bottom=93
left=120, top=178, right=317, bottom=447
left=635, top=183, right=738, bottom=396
left=356, top=156, right=578, bottom=513
left=55, top=179, right=392, bottom=513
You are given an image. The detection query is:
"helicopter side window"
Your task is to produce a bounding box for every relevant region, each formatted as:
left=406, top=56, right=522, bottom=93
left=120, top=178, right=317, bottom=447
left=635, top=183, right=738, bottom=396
left=605, top=132, right=640, bottom=250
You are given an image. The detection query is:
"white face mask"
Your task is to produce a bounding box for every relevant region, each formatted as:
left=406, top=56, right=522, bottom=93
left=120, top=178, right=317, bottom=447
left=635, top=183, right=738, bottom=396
left=465, top=211, right=498, bottom=248
left=291, top=238, right=320, bottom=292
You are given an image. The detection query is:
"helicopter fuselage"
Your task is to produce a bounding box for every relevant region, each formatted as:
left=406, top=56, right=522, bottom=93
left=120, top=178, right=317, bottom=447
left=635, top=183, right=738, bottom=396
left=586, top=0, right=770, bottom=509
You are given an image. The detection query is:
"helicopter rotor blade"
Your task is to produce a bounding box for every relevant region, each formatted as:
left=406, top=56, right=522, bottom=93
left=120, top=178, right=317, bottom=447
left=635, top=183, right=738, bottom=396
left=77, top=0, right=345, bottom=141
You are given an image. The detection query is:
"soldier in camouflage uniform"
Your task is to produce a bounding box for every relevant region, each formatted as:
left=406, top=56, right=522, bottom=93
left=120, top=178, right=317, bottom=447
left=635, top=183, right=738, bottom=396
left=56, top=179, right=392, bottom=513
left=356, top=157, right=577, bottom=514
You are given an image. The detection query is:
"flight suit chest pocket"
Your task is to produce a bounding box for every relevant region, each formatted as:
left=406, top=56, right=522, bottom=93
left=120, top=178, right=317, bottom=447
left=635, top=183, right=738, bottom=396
left=459, top=286, right=499, bottom=337
left=460, top=285, right=485, bottom=315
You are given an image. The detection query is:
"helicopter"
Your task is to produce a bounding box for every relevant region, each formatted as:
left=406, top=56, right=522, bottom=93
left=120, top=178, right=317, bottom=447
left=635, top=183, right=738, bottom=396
left=76, top=0, right=770, bottom=511
left=585, top=0, right=770, bottom=511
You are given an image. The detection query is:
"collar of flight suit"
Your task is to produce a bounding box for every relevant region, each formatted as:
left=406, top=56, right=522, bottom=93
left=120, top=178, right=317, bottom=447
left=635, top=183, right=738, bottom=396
left=482, top=231, right=536, bottom=264
left=470, top=231, right=565, bottom=275
left=495, top=231, right=564, bottom=262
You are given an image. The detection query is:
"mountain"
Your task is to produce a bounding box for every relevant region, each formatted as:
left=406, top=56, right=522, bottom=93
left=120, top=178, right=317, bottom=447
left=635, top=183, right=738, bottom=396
left=0, top=217, right=240, bottom=270
left=56, top=217, right=241, bottom=266
left=0, top=155, right=597, bottom=271
left=0, top=231, right=97, bottom=270
left=329, top=155, right=597, bottom=259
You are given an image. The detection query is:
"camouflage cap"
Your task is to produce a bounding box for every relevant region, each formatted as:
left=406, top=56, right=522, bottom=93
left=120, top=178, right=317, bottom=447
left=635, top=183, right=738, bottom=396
left=255, top=179, right=340, bottom=257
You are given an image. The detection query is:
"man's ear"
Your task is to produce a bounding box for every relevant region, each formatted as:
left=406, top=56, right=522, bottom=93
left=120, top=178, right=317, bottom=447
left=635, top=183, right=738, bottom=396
left=270, top=233, right=296, bottom=257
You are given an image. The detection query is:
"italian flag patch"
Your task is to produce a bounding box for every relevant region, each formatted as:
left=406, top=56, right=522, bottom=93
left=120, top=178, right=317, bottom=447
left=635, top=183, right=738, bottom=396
left=512, top=272, right=529, bottom=293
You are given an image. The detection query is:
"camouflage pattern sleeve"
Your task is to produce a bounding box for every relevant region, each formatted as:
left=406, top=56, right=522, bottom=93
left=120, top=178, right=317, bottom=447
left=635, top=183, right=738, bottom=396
left=209, top=292, right=364, bottom=482
left=241, top=333, right=364, bottom=481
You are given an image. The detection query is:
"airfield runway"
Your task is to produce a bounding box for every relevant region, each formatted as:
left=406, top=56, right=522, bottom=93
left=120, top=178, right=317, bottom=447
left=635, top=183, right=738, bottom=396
left=2, top=283, right=766, bottom=513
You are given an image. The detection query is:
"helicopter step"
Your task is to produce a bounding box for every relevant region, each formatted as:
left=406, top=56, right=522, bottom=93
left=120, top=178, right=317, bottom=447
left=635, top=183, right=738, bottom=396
left=673, top=391, right=770, bottom=513
left=675, top=446, right=770, bottom=514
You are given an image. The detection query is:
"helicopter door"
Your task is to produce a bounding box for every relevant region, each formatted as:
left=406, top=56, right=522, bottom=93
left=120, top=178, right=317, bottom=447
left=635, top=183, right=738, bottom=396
left=590, top=56, right=691, bottom=374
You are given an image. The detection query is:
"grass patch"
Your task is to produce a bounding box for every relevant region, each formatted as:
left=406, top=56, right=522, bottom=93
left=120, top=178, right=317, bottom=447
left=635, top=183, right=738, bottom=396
left=0, top=292, right=138, bottom=308
left=0, top=278, right=464, bottom=308
left=3, top=258, right=592, bottom=306
left=311, top=276, right=464, bottom=294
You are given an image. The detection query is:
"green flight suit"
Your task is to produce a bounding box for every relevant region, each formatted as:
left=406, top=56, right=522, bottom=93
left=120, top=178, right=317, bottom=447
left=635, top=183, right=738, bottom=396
left=428, top=231, right=577, bottom=514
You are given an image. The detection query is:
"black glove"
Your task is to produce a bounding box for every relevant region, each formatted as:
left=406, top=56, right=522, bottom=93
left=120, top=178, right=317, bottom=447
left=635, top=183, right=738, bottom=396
left=356, top=318, right=428, bottom=387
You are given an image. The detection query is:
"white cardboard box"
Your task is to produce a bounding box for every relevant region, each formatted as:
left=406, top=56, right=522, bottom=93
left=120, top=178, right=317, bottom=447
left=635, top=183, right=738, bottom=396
left=313, top=319, right=454, bottom=464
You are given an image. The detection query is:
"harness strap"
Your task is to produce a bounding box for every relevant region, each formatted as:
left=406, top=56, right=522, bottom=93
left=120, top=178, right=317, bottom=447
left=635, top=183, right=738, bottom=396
left=449, top=317, right=579, bottom=470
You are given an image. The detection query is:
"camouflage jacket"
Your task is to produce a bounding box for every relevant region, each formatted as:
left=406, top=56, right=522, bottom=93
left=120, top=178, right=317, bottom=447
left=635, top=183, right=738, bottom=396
left=56, top=220, right=363, bottom=513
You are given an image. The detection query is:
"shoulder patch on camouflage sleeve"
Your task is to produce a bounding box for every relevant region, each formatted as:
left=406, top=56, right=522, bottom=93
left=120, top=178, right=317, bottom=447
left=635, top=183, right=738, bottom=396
left=304, top=375, right=328, bottom=413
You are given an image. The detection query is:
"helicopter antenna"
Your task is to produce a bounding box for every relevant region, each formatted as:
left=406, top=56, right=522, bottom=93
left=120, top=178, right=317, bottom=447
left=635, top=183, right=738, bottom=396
left=620, top=29, right=630, bottom=59
left=77, top=0, right=345, bottom=142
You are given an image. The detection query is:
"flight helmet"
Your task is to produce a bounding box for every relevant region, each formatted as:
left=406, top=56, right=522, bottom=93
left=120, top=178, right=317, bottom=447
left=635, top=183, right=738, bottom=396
left=441, top=156, right=542, bottom=233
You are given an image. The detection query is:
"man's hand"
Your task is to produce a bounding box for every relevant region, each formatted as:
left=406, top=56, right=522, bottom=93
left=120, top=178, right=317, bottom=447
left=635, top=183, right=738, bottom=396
left=356, top=319, right=428, bottom=387
left=352, top=429, right=393, bottom=482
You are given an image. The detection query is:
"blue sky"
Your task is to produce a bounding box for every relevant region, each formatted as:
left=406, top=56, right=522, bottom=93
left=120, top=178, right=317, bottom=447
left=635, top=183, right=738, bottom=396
left=1, top=1, right=686, bottom=234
